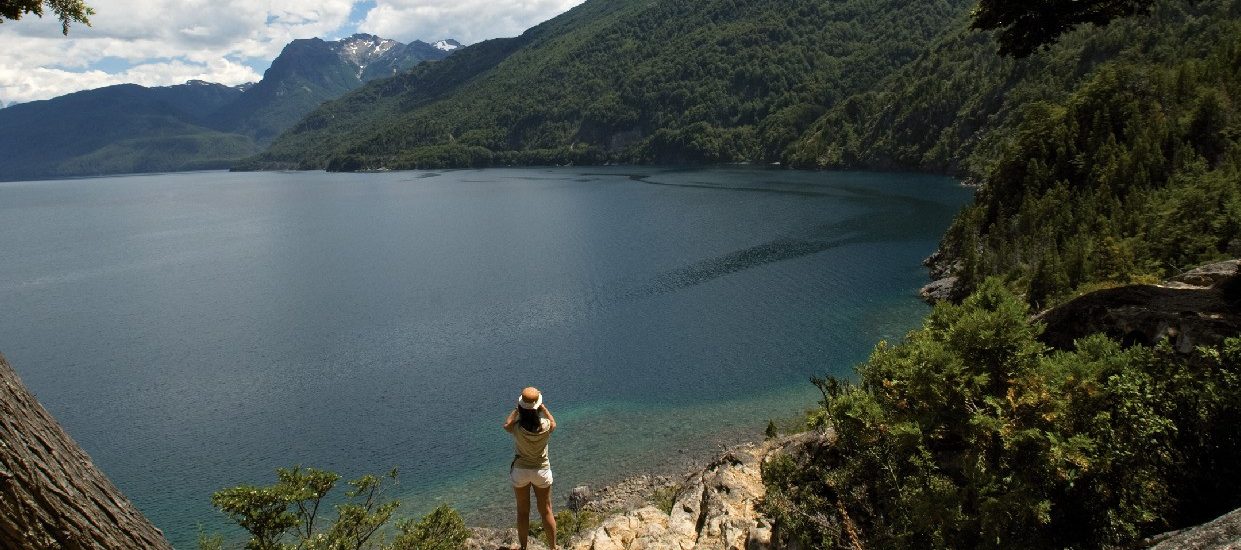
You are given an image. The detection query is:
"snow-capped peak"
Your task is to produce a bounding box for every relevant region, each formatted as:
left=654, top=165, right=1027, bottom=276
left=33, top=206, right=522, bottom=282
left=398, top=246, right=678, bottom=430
left=433, top=39, right=462, bottom=52
left=335, top=33, right=402, bottom=76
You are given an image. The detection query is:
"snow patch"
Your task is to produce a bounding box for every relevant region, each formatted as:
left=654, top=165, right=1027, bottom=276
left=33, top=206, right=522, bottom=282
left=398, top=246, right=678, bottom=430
left=336, top=34, right=399, bottom=70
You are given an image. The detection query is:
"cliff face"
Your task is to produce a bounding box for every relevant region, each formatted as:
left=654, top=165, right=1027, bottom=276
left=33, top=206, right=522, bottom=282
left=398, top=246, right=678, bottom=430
left=0, top=354, right=172, bottom=550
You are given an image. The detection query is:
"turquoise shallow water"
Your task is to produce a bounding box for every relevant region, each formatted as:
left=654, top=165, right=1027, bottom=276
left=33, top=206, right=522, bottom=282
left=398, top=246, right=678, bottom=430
left=0, top=167, right=970, bottom=547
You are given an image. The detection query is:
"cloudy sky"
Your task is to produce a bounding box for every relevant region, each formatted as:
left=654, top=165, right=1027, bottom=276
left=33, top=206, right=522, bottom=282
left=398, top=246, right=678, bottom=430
left=0, top=0, right=586, bottom=104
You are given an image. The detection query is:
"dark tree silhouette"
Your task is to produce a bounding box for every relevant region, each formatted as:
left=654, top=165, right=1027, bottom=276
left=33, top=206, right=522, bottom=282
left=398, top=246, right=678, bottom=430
left=0, top=0, right=93, bottom=34
left=972, top=0, right=1155, bottom=56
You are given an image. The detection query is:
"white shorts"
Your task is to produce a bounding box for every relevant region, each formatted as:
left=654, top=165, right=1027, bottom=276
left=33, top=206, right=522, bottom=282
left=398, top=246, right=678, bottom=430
left=510, top=467, right=553, bottom=489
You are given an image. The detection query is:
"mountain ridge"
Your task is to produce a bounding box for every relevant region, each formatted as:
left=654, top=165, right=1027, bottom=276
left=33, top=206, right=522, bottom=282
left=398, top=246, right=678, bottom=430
left=0, top=33, right=460, bottom=181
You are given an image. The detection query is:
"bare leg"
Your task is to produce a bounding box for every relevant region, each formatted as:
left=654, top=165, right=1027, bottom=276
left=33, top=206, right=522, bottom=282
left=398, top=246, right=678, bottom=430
left=534, top=484, right=557, bottom=549
left=514, top=484, right=531, bottom=549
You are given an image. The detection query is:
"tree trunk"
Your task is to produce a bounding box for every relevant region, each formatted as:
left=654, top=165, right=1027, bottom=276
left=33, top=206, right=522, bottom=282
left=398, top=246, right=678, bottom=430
left=0, top=353, right=172, bottom=549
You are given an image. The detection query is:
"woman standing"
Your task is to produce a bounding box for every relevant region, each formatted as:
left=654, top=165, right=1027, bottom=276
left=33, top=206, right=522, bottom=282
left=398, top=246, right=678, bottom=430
left=503, top=387, right=558, bottom=550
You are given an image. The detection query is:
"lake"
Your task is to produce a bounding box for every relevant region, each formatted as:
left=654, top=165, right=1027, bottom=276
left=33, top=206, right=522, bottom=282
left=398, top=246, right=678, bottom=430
left=0, top=167, right=970, bottom=547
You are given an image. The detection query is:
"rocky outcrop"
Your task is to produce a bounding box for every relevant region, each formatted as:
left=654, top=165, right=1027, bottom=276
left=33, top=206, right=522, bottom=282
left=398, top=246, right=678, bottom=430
left=1173, top=260, right=1241, bottom=288
left=919, top=276, right=960, bottom=304
left=569, top=442, right=775, bottom=550
left=1144, top=507, right=1241, bottom=549
left=466, top=432, right=839, bottom=550
left=1037, top=259, right=1241, bottom=352
left=919, top=250, right=964, bottom=304
left=0, top=353, right=173, bottom=549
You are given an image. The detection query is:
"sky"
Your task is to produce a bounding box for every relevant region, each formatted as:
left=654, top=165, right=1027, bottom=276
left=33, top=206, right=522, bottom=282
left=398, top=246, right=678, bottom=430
left=0, top=0, right=586, bottom=105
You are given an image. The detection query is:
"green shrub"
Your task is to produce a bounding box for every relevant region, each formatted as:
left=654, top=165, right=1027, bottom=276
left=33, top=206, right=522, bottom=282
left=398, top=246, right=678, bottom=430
left=202, top=467, right=468, bottom=550
left=391, top=505, right=470, bottom=550
left=763, top=279, right=1241, bottom=549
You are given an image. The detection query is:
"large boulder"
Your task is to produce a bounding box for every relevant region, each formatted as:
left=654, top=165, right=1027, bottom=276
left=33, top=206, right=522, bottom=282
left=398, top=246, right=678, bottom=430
left=919, top=276, right=961, bottom=304
left=1037, top=259, right=1241, bottom=352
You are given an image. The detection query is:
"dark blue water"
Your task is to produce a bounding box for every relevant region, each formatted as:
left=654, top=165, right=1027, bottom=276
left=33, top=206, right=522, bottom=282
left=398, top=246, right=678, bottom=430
left=0, top=167, right=969, bottom=547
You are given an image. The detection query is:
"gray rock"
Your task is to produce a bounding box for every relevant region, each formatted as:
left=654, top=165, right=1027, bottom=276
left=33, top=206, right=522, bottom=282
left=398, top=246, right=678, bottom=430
left=919, top=276, right=960, bottom=304
left=1144, top=507, right=1241, bottom=549
left=568, top=485, right=592, bottom=512
left=1173, top=259, right=1241, bottom=288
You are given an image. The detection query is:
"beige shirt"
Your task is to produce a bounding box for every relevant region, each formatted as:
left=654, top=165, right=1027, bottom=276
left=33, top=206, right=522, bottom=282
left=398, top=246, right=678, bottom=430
left=506, top=416, right=553, bottom=469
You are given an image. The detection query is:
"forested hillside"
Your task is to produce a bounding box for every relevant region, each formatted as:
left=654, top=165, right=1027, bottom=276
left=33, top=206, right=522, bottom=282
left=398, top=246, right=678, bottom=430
left=240, top=0, right=976, bottom=171
left=0, top=82, right=257, bottom=181
left=788, top=0, right=1240, bottom=306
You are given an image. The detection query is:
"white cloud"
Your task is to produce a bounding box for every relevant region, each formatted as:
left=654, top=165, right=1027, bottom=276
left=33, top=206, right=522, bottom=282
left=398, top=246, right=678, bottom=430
left=358, top=0, right=585, bottom=45
left=0, top=0, right=586, bottom=103
left=0, top=0, right=353, bottom=103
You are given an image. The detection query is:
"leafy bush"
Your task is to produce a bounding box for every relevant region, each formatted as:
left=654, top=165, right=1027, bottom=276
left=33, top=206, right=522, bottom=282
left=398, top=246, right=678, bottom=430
left=203, top=466, right=469, bottom=550
left=762, top=280, right=1241, bottom=549
left=391, top=505, right=470, bottom=550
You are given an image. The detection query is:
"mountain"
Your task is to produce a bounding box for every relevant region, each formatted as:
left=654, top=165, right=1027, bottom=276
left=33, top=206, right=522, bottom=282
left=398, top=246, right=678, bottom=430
left=211, top=33, right=455, bottom=143
left=0, top=33, right=458, bottom=181
left=0, top=82, right=256, bottom=182
left=242, top=0, right=977, bottom=171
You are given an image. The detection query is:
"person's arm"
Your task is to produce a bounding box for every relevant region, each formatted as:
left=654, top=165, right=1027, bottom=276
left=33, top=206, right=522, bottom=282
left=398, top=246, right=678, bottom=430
left=540, top=403, right=557, bottom=433
left=503, top=407, right=519, bottom=432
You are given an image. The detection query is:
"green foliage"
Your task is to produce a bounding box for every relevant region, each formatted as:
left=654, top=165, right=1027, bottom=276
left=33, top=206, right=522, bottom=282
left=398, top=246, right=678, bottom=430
left=204, top=466, right=467, bottom=550
left=198, top=529, right=225, bottom=550
left=651, top=485, right=680, bottom=515
left=531, top=509, right=601, bottom=541
left=792, top=0, right=1241, bottom=306
left=0, top=0, right=94, bottom=34
left=390, top=505, right=470, bottom=550
left=762, top=280, right=1241, bottom=549
left=951, top=50, right=1241, bottom=302
left=244, top=0, right=976, bottom=171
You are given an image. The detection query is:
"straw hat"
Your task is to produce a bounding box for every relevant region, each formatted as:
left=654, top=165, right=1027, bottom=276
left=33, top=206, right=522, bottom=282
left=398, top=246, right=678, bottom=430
left=518, top=387, right=543, bottom=410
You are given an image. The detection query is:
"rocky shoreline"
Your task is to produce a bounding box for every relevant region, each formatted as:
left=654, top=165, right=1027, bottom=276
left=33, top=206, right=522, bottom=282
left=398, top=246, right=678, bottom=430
left=465, top=430, right=835, bottom=550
